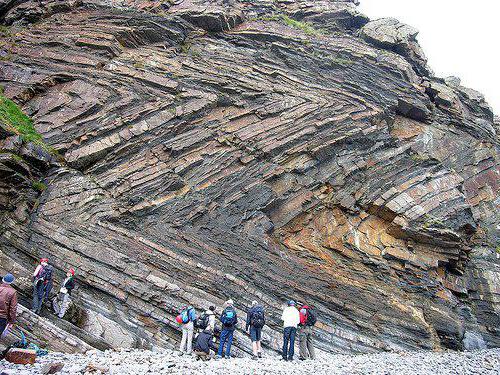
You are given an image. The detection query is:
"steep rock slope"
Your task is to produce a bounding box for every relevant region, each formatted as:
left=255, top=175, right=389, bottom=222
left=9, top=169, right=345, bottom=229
left=0, top=0, right=498, bottom=354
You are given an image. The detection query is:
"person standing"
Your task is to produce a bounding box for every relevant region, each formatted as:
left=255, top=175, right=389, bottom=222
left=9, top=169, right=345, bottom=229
left=298, top=304, right=317, bottom=360
left=32, top=258, right=53, bottom=314
left=0, top=274, right=17, bottom=339
left=217, top=299, right=237, bottom=359
left=52, top=268, right=75, bottom=318
left=206, top=305, right=216, bottom=332
left=246, top=300, right=265, bottom=359
left=179, top=305, right=196, bottom=355
left=281, top=300, right=300, bottom=361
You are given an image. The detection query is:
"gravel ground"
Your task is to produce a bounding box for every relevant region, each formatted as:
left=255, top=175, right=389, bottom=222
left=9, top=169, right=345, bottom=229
left=1, top=348, right=499, bottom=374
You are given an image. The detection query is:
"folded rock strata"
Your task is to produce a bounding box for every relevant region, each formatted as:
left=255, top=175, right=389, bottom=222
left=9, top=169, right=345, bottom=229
left=0, top=0, right=498, bottom=354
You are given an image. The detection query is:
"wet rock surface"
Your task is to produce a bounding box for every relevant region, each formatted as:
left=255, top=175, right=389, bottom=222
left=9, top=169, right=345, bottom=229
left=1, top=348, right=500, bottom=375
left=0, top=0, right=499, bottom=355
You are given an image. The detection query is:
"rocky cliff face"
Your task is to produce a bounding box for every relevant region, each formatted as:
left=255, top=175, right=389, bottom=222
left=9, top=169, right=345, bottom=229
left=0, top=0, right=498, bottom=355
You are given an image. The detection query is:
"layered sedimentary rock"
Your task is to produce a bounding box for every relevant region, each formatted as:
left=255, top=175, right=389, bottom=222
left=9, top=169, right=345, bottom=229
left=0, top=0, right=498, bottom=354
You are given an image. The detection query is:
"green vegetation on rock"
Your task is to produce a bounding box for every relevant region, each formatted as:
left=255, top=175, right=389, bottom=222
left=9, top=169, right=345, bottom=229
left=422, top=214, right=445, bottom=229
left=258, top=14, right=320, bottom=36
left=0, top=94, right=57, bottom=154
left=0, top=94, right=42, bottom=143
left=32, top=180, right=47, bottom=192
left=0, top=25, right=10, bottom=37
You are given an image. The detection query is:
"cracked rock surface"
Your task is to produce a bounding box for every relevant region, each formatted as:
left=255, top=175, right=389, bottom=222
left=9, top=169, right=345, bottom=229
left=0, top=0, right=498, bottom=355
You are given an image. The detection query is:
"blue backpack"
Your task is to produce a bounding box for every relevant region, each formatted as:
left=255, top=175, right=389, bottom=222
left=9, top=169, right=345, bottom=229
left=180, top=308, right=192, bottom=324
left=221, top=307, right=237, bottom=327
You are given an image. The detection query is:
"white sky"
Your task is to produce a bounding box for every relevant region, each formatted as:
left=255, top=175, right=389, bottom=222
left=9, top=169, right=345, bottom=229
left=358, top=0, right=499, bottom=115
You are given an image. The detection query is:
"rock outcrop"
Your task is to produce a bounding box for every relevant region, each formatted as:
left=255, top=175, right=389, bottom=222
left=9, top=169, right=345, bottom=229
left=0, top=0, right=498, bottom=355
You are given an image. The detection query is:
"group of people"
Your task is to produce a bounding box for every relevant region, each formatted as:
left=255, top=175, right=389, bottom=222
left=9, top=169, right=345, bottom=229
left=3, top=260, right=319, bottom=361
left=32, top=258, right=76, bottom=319
left=177, top=299, right=317, bottom=361
left=0, top=258, right=77, bottom=341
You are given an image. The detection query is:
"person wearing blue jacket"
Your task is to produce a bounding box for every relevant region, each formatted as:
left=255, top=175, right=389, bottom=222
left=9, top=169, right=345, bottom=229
left=216, top=299, right=238, bottom=359
left=179, top=306, right=197, bottom=355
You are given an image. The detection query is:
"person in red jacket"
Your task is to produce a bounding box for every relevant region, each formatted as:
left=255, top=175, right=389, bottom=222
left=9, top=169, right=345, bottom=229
left=0, top=273, right=18, bottom=339
left=298, top=303, right=316, bottom=360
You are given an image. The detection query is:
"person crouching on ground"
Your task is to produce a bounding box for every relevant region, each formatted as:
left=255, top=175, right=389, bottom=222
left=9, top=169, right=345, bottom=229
left=217, top=299, right=238, bottom=359
left=246, top=300, right=265, bottom=359
left=0, top=274, right=17, bottom=339
left=193, top=327, right=218, bottom=360
left=52, top=268, right=75, bottom=319
left=281, top=300, right=300, bottom=361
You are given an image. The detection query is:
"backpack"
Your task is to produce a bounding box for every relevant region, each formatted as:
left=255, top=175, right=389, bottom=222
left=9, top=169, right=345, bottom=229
left=221, top=307, right=237, bottom=327
left=180, top=307, right=192, bottom=324
left=299, top=308, right=307, bottom=326
left=194, top=313, right=209, bottom=329
left=250, top=306, right=265, bottom=328
left=305, top=308, right=317, bottom=326
left=40, top=265, right=53, bottom=281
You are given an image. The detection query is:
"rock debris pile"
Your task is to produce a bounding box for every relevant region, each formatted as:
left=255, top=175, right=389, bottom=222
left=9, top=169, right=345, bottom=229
left=2, top=348, right=500, bottom=375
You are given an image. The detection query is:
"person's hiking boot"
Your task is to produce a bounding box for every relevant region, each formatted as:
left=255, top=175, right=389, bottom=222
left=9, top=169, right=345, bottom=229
left=257, top=352, right=262, bottom=358
left=251, top=355, right=257, bottom=360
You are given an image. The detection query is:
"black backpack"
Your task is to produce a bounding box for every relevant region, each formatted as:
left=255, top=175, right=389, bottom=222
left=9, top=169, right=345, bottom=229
left=40, top=265, right=53, bottom=281
left=194, top=313, right=210, bottom=329
left=250, top=306, right=265, bottom=328
left=306, top=308, right=317, bottom=326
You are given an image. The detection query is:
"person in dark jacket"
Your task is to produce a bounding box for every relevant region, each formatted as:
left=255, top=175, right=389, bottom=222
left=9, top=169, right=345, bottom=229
left=193, top=328, right=218, bottom=360
left=52, top=268, right=75, bottom=318
left=0, top=274, right=17, bottom=339
left=246, top=300, right=265, bottom=359
left=32, top=258, right=53, bottom=314
left=216, top=299, right=237, bottom=359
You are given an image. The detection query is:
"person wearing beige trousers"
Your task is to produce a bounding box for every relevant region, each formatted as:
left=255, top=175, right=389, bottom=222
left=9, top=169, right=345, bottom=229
left=298, top=325, right=316, bottom=360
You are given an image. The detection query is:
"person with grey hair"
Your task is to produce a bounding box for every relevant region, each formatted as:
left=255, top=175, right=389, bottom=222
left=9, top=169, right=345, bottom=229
left=246, top=300, right=265, bottom=359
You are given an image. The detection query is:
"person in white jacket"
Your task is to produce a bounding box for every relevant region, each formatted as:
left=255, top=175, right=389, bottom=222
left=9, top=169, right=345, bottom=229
left=281, top=300, right=300, bottom=361
left=206, top=305, right=216, bottom=332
